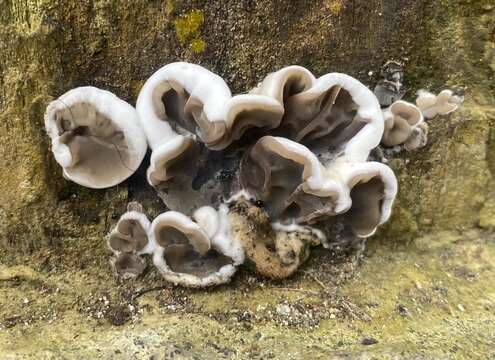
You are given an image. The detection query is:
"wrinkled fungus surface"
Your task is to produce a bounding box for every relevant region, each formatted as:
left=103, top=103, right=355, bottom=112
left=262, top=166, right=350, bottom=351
left=44, top=62, right=460, bottom=287
left=45, top=87, right=147, bottom=188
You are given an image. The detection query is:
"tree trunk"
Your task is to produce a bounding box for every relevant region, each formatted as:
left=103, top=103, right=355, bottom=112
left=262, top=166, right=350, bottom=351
left=0, top=0, right=494, bottom=357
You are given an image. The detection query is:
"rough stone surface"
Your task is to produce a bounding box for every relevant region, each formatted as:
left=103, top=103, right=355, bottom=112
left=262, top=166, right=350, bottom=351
left=0, top=0, right=494, bottom=358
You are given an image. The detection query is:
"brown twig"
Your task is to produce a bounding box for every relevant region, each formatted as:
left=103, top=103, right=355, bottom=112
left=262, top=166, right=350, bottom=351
left=311, top=275, right=329, bottom=290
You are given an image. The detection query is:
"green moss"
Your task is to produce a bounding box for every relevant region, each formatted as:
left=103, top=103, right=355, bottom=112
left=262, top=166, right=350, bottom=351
left=173, top=9, right=204, bottom=43
left=165, top=0, right=174, bottom=16
left=190, top=37, right=206, bottom=53
left=326, top=0, right=344, bottom=16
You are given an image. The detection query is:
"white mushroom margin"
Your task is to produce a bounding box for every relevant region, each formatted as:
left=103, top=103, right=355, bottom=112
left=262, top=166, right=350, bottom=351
left=45, top=86, right=147, bottom=188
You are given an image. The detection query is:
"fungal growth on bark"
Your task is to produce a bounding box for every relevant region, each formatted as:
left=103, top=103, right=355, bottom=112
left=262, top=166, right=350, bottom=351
left=381, top=100, right=424, bottom=147
left=108, top=202, right=151, bottom=278
left=228, top=198, right=322, bottom=279
left=404, top=122, right=429, bottom=151
left=416, top=89, right=463, bottom=119
left=136, top=62, right=284, bottom=214
left=45, top=87, right=147, bottom=188
left=47, top=62, right=430, bottom=287
left=149, top=206, right=244, bottom=287
left=373, top=61, right=405, bottom=106
left=240, top=136, right=397, bottom=237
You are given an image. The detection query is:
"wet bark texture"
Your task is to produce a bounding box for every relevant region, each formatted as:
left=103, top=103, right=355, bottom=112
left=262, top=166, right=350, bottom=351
left=0, top=0, right=493, bottom=251
left=1, top=0, right=492, bottom=252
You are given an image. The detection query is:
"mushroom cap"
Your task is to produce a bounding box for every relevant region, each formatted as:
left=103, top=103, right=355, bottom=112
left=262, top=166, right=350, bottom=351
left=404, top=122, right=429, bottom=151
left=304, top=73, right=384, bottom=162
left=149, top=208, right=242, bottom=287
left=338, top=161, right=398, bottom=237
left=136, top=62, right=232, bottom=150
left=240, top=136, right=397, bottom=236
left=111, top=253, right=147, bottom=279
left=44, top=86, right=147, bottom=188
left=381, top=100, right=423, bottom=147
left=150, top=211, right=211, bottom=255
left=416, top=89, right=460, bottom=119
left=108, top=203, right=152, bottom=255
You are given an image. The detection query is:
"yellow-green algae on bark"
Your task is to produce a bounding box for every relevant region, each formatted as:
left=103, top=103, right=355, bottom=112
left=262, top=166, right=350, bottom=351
left=1, top=230, right=494, bottom=358
left=0, top=0, right=494, bottom=358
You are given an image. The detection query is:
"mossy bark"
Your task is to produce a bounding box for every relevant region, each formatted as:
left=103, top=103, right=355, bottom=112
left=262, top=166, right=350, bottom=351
left=1, top=0, right=493, bottom=251
left=0, top=1, right=494, bottom=357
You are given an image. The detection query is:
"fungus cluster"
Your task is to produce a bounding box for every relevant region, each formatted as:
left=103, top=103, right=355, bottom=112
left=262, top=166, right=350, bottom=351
left=45, top=62, right=461, bottom=287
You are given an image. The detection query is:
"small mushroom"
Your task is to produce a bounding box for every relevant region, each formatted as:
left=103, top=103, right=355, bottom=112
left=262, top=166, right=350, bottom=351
left=44, top=87, right=147, bottom=188
left=107, top=202, right=151, bottom=278
left=381, top=100, right=423, bottom=147
left=150, top=207, right=243, bottom=287
left=404, top=122, right=429, bottom=151
left=108, top=202, right=151, bottom=254
left=111, top=253, right=147, bottom=279
left=373, top=60, right=405, bottom=106
left=340, top=162, right=397, bottom=237
left=415, top=89, right=463, bottom=119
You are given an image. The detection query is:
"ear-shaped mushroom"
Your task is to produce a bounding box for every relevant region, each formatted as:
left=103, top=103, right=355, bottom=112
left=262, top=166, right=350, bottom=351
left=108, top=202, right=151, bottom=278
left=111, top=253, right=147, bottom=279
left=338, top=162, right=397, bottom=237
left=136, top=62, right=284, bottom=214
left=108, top=202, right=152, bottom=255
left=150, top=207, right=243, bottom=287
left=136, top=63, right=231, bottom=150
left=404, top=122, right=429, bottom=151
left=44, top=87, right=147, bottom=188
left=252, top=70, right=384, bottom=162
left=416, top=89, right=462, bottom=119
left=240, top=136, right=348, bottom=221
left=381, top=100, right=423, bottom=147
left=240, top=136, right=397, bottom=237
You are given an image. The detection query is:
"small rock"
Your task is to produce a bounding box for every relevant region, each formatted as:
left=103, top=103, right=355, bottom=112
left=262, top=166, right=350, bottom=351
left=361, top=337, right=379, bottom=345
left=276, top=304, right=291, bottom=316
left=397, top=304, right=410, bottom=317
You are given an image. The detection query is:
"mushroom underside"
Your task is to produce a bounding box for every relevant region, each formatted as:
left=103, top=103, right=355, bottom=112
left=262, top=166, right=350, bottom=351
left=154, top=80, right=226, bottom=144
left=55, top=102, right=132, bottom=185
left=152, top=142, right=242, bottom=215
left=163, top=244, right=233, bottom=277
left=382, top=116, right=413, bottom=147
left=240, top=139, right=338, bottom=221
left=109, top=218, right=149, bottom=253
left=112, top=253, right=147, bottom=278
left=155, top=225, right=233, bottom=278
left=345, top=177, right=385, bottom=237
left=277, top=87, right=366, bottom=149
